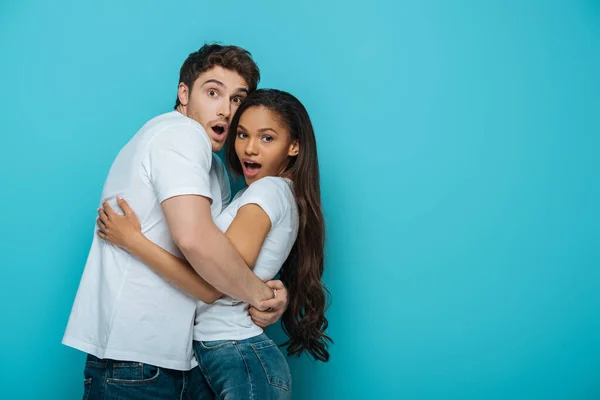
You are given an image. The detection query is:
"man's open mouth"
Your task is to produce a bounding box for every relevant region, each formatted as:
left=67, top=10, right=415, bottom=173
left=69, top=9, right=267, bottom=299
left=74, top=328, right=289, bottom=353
left=211, top=124, right=227, bottom=137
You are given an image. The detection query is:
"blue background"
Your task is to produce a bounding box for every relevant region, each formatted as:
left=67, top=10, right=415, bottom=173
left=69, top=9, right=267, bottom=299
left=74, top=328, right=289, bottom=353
left=1, top=1, right=599, bottom=398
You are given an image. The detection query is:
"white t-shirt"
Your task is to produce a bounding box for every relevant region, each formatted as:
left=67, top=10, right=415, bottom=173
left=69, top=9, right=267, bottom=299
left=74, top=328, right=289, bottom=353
left=62, top=111, right=230, bottom=371
left=193, top=176, right=299, bottom=341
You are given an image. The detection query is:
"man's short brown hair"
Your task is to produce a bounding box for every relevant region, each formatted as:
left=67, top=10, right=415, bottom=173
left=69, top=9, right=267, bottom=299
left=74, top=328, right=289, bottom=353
left=174, top=43, right=260, bottom=109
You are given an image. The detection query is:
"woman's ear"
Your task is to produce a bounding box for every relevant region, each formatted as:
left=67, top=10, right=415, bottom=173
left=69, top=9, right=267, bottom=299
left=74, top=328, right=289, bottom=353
left=288, top=140, right=300, bottom=157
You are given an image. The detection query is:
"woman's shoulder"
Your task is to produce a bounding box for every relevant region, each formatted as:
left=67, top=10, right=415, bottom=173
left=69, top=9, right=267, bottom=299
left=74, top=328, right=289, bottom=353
left=246, top=176, right=293, bottom=196
left=238, top=177, right=295, bottom=225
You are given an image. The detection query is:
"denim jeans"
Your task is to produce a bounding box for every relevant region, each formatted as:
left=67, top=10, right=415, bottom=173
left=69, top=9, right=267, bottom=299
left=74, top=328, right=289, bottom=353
left=194, top=333, right=292, bottom=400
left=82, top=354, right=213, bottom=400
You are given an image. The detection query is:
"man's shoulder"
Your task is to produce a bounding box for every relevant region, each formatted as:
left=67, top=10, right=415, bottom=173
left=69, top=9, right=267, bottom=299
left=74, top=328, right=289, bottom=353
left=142, top=111, right=205, bottom=136
left=136, top=111, right=211, bottom=154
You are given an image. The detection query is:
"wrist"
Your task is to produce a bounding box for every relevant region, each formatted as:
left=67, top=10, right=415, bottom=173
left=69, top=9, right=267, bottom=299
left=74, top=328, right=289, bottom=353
left=127, top=231, right=146, bottom=254
left=252, top=284, right=275, bottom=310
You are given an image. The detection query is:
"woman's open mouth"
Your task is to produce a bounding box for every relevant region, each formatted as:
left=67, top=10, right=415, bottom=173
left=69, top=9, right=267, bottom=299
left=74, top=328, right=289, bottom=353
left=242, top=159, right=262, bottom=178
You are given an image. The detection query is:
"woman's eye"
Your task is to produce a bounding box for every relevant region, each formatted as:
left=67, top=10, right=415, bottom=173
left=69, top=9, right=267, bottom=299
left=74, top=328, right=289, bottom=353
left=237, top=131, right=248, bottom=139
left=261, top=136, right=273, bottom=143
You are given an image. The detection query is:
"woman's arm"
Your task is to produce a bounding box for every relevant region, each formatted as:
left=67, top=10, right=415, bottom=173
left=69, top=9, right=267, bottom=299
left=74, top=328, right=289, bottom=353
left=97, top=198, right=222, bottom=303
left=97, top=197, right=272, bottom=304
left=222, top=203, right=272, bottom=267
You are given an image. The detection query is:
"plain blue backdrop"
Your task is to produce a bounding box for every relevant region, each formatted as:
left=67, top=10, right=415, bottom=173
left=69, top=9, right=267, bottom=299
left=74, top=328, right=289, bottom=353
left=1, top=0, right=599, bottom=398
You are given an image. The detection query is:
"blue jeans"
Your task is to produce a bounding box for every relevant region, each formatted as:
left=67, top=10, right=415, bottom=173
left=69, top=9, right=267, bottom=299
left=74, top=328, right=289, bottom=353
left=82, top=354, right=213, bottom=400
left=194, top=333, right=292, bottom=400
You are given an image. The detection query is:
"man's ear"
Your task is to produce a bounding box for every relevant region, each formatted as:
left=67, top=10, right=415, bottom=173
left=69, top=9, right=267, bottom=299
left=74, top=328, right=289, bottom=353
left=288, top=140, right=299, bottom=157
left=177, top=83, right=189, bottom=107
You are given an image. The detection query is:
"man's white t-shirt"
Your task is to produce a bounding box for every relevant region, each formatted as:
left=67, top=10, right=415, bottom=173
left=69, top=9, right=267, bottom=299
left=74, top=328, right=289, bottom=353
left=62, top=111, right=229, bottom=371
left=193, top=177, right=299, bottom=341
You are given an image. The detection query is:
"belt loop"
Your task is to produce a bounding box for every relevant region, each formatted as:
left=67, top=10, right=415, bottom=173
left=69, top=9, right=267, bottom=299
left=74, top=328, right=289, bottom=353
left=106, top=358, right=114, bottom=380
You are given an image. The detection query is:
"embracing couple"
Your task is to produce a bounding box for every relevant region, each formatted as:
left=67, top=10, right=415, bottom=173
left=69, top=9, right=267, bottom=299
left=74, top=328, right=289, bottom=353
left=63, top=43, right=331, bottom=400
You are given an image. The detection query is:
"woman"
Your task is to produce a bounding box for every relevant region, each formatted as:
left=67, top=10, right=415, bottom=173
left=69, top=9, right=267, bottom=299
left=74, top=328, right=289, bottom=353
left=97, top=89, right=331, bottom=398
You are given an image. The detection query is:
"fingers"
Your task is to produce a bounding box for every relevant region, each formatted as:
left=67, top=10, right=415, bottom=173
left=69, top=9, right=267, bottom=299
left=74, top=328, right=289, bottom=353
left=259, top=283, right=288, bottom=311
left=96, top=217, right=107, bottom=231
left=116, top=196, right=134, bottom=217
left=264, top=280, right=286, bottom=290
left=97, top=230, right=107, bottom=240
left=259, top=295, right=286, bottom=311
left=97, top=206, right=110, bottom=232
left=102, top=200, right=117, bottom=219
left=249, top=307, right=276, bottom=328
left=97, top=207, right=109, bottom=224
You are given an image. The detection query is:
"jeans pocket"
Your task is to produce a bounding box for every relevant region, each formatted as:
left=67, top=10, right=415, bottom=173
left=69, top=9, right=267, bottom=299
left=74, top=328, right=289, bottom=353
left=251, top=340, right=291, bottom=391
left=198, top=339, right=235, bottom=350
left=85, top=354, right=107, bottom=368
left=82, top=378, right=92, bottom=400
left=106, top=362, right=160, bottom=386
left=82, top=358, right=99, bottom=400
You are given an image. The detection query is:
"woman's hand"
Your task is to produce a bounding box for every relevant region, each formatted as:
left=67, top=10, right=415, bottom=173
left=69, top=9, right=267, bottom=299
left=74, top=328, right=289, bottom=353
left=97, top=197, right=143, bottom=252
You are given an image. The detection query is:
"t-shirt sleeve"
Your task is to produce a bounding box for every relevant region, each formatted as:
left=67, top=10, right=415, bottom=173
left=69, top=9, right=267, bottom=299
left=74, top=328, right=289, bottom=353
left=146, top=123, right=213, bottom=204
left=237, top=177, right=290, bottom=227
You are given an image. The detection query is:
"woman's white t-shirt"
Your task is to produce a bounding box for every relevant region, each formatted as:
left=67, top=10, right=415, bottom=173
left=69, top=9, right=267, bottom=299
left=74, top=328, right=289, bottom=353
left=193, top=176, right=299, bottom=341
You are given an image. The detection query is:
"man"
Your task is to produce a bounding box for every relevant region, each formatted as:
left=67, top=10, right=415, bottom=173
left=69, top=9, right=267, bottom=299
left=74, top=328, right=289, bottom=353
left=63, top=44, right=289, bottom=399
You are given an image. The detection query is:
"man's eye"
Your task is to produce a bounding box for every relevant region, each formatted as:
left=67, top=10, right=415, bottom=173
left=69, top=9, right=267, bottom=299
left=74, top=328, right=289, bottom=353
left=208, top=90, right=218, bottom=97
left=232, top=96, right=243, bottom=104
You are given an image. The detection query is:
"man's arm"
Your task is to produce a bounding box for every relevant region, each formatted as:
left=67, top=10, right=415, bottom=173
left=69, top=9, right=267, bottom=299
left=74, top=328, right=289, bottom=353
left=146, top=125, right=273, bottom=308
left=98, top=197, right=289, bottom=320
left=250, top=280, right=289, bottom=328
left=162, top=194, right=274, bottom=308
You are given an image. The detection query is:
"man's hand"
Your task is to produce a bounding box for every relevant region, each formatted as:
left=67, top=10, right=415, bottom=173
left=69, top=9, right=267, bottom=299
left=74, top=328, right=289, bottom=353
left=249, top=280, right=289, bottom=328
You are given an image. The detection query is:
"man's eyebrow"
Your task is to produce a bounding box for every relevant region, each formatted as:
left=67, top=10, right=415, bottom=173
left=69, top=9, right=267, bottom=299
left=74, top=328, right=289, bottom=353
left=200, top=79, right=225, bottom=87
left=201, top=79, right=248, bottom=95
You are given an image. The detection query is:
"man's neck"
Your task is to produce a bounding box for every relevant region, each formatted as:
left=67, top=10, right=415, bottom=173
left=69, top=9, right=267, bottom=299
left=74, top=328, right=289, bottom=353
left=175, top=105, right=187, bottom=117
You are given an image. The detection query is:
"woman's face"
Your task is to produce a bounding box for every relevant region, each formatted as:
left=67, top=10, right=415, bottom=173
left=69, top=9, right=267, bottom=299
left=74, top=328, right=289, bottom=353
left=235, top=106, right=299, bottom=185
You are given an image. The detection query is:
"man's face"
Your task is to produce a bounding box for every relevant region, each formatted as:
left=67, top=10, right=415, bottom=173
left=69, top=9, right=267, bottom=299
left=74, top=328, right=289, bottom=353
left=177, top=66, right=249, bottom=152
